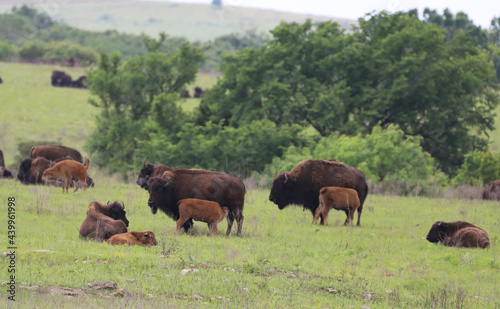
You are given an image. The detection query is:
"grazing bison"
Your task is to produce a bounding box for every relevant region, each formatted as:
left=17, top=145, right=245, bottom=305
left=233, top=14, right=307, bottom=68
left=136, top=159, right=173, bottom=190
left=72, top=76, right=87, bottom=88
left=269, top=159, right=368, bottom=226
left=426, top=221, right=490, bottom=248
left=313, top=187, right=360, bottom=226
left=107, top=231, right=157, bottom=246
left=193, top=86, right=205, bottom=98
left=482, top=180, right=500, bottom=200
left=177, top=198, right=229, bottom=236
left=0, top=149, right=13, bottom=178
left=42, top=158, right=90, bottom=193
left=79, top=201, right=129, bottom=241
left=147, top=169, right=245, bottom=236
left=31, top=145, right=83, bottom=163
left=51, top=70, right=72, bottom=87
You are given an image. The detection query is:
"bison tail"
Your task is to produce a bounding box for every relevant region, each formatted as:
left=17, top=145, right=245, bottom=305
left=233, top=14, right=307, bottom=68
left=84, top=158, right=90, bottom=170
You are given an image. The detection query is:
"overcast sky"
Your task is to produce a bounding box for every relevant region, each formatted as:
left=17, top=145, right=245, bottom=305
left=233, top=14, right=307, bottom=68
left=165, top=0, right=500, bottom=28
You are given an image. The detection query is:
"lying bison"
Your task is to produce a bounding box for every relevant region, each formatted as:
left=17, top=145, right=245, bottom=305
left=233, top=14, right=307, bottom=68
left=79, top=201, right=129, bottom=241
left=482, top=180, right=500, bottom=200
left=51, top=70, right=72, bottom=87
left=269, top=159, right=368, bottom=226
left=107, top=231, right=157, bottom=246
left=147, top=169, right=245, bottom=236
left=426, top=221, right=490, bottom=248
left=72, top=76, right=87, bottom=88
left=31, top=145, right=83, bottom=163
left=136, top=159, right=173, bottom=190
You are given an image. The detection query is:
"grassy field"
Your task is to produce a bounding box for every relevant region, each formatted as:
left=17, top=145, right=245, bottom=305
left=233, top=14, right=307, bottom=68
left=0, top=0, right=356, bottom=42
left=0, top=179, right=498, bottom=308
left=0, top=61, right=218, bottom=169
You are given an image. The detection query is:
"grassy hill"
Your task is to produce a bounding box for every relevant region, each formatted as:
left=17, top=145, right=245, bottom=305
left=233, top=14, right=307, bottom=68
left=0, top=0, right=356, bottom=41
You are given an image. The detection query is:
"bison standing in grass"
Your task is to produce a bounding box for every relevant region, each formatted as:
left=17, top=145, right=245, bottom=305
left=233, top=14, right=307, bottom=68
left=426, top=221, right=490, bottom=248
left=313, top=187, right=360, bottom=226
left=176, top=198, right=229, bottom=236
left=147, top=169, right=245, bottom=236
left=269, top=159, right=368, bottom=226
left=31, top=145, right=83, bottom=163
left=79, top=201, right=129, bottom=241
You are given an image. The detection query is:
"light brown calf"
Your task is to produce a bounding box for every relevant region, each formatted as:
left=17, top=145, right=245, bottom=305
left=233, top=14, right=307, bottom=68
left=42, top=158, right=90, bottom=193
left=176, top=198, right=229, bottom=236
left=106, top=231, right=158, bottom=246
left=313, top=186, right=360, bottom=226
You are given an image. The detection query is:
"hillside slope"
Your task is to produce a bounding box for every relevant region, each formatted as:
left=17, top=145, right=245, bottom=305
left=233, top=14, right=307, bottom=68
left=0, top=0, right=356, bottom=41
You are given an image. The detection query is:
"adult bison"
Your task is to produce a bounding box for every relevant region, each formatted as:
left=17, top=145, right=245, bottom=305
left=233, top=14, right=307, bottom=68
left=0, top=149, right=13, bottom=178
left=51, top=70, right=72, bottom=87
left=426, top=221, right=490, bottom=248
left=72, top=76, right=87, bottom=88
left=31, top=145, right=83, bottom=163
left=482, top=180, right=500, bottom=200
left=269, top=159, right=368, bottom=226
left=147, top=169, right=245, bottom=236
left=136, top=159, right=173, bottom=190
left=79, top=201, right=129, bottom=241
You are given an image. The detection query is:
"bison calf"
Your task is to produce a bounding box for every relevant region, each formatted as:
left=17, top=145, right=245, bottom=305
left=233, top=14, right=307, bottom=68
left=107, top=231, right=157, bottom=246
left=313, top=186, right=360, bottom=226
left=42, top=158, right=90, bottom=193
left=177, top=198, right=229, bottom=236
left=426, top=221, right=490, bottom=249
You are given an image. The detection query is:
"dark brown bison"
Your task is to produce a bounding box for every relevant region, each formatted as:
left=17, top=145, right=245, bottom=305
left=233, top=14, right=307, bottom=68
left=0, top=76, right=3, bottom=83
left=51, top=70, right=72, bottom=87
left=193, top=86, right=205, bottom=98
left=31, top=145, right=83, bottom=163
left=313, top=186, right=360, bottom=226
left=482, top=180, right=500, bottom=200
left=426, top=221, right=490, bottom=248
left=180, top=90, right=190, bottom=98
left=0, top=149, right=13, bottom=178
left=147, top=169, right=245, bottom=236
left=79, top=201, right=129, bottom=241
left=136, top=159, right=173, bottom=190
left=269, top=159, right=368, bottom=226
left=72, top=76, right=87, bottom=88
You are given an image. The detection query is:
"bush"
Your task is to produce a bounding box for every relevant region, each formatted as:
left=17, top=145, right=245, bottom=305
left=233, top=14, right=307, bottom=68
left=43, top=41, right=97, bottom=62
left=452, top=150, right=500, bottom=185
left=18, top=40, right=45, bottom=60
left=0, top=41, right=15, bottom=60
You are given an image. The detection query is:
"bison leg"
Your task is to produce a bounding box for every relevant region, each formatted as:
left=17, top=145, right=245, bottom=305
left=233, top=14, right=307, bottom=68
left=182, top=219, right=193, bottom=233
left=312, top=202, right=323, bottom=225
left=208, top=223, right=218, bottom=236
left=73, top=180, right=80, bottom=193
left=356, top=204, right=363, bottom=226
left=176, top=217, right=187, bottom=234
left=236, top=213, right=244, bottom=236
left=226, top=213, right=234, bottom=236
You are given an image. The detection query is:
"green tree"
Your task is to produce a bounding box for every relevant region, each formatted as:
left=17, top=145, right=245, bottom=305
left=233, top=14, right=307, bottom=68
left=18, top=40, right=45, bottom=60
left=0, top=41, right=15, bottom=60
left=198, top=13, right=499, bottom=176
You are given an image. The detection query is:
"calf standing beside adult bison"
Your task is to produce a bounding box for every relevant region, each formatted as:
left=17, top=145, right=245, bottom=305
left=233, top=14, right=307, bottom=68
left=269, top=159, right=368, bottom=226
left=138, top=162, right=245, bottom=236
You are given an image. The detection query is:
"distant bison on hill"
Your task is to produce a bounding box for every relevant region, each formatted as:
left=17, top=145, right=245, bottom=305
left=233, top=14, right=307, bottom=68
left=269, top=159, right=368, bottom=226
left=482, top=180, right=500, bottom=200
left=31, top=145, right=83, bottom=163
left=51, top=70, right=72, bottom=87
left=426, top=221, right=490, bottom=248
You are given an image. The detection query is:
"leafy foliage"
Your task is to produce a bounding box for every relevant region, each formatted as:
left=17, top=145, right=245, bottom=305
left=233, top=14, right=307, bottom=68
left=452, top=151, right=500, bottom=185
left=198, top=13, right=500, bottom=176
left=0, top=41, right=14, bottom=60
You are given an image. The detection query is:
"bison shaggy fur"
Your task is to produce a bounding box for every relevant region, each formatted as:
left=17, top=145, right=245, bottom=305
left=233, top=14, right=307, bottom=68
left=313, top=186, right=360, bottom=226
left=136, top=159, right=173, bottom=190
left=79, top=201, right=129, bottom=241
left=269, top=159, right=368, bottom=226
left=17, top=157, right=53, bottom=184
left=107, top=231, right=157, bottom=246
left=147, top=169, right=245, bottom=236
left=426, top=221, right=490, bottom=248
left=177, top=198, right=229, bottom=236
left=31, top=145, right=83, bottom=163
left=482, top=180, right=500, bottom=200
left=51, top=70, right=72, bottom=87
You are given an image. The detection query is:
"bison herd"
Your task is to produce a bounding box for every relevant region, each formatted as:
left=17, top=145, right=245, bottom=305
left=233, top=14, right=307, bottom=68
left=0, top=146, right=494, bottom=248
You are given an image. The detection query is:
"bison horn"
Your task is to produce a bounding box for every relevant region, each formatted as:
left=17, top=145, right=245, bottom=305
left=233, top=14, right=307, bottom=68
left=284, top=173, right=289, bottom=183
left=121, top=201, right=125, bottom=209
left=107, top=200, right=110, bottom=205
left=142, top=157, right=147, bottom=167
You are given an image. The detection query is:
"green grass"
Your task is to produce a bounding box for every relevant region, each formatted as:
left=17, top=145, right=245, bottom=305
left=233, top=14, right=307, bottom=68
left=0, top=0, right=355, bottom=42
left=0, top=180, right=498, bottom=308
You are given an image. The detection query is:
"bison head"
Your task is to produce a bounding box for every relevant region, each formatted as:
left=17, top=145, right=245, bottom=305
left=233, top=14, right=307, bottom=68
left=137, top=159, right=154, bottom=189
left=132, top=231, right=158, bottom=246
left=106, top=201, right=129, bottom=227
left=147, top=176, right=174, bottom=216
left=17, top=158, right=34, bottom=183
left=426, top=221, right=448, bottom=243
left=269, top=173, right=294, bottom=210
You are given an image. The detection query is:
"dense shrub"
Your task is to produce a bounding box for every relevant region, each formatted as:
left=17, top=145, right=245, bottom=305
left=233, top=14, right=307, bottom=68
left=18, top=40, right=45, bottom=60
left=452, top=150, right=500, bottom=185
left=0, top=41, right=15, bottom=60
left=43, top=41, right=97, bottom=62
